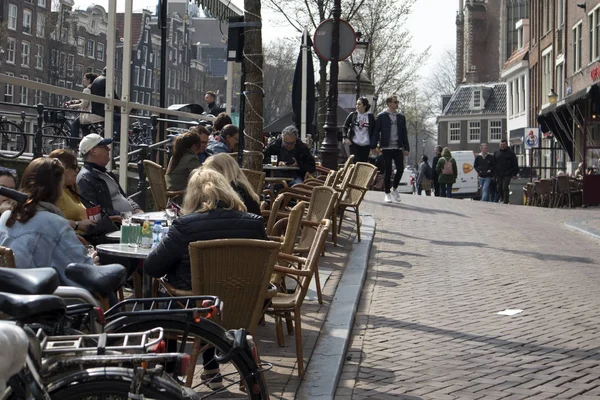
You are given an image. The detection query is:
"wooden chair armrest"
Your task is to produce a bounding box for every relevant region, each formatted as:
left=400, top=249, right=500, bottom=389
left=272, top=217, right=289, bottom=236
left=277, top=252, right=307, bottom=265
left=155, top=278, right=193, bottom=297
left=347, top=183, right=364, bottom=190
left=315, top=165, right=330, bottom=174
left=274, top=264, right=312, bottom=277
left=166, top=190, right=185, bottom=198
left=300, top=220, right=321, bottom=228
left=268, top=235, right=283, bottom=242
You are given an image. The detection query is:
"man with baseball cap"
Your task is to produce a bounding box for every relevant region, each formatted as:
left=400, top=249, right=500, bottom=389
left=76, top=134, right=142, bottom=216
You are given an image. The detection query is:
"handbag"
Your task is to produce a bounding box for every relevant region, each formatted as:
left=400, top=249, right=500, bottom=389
left=421, top=178, right=432, bottom=191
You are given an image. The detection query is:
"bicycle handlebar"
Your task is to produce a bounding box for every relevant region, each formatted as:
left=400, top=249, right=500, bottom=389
left=0, top=187, right=28, bottom=204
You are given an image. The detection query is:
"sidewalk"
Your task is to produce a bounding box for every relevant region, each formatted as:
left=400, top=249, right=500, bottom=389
left=564, top=217, right=600, bottom=240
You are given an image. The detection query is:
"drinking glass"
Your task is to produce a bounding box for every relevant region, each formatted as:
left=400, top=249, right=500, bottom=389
left=271, top=155, right=278, bottom=166
left=165, top=208, right=177, bottom=227
left=120, top=211, right=132, bottom=225
left=84, top=245, right=95, bottom=258
left=127, top=223, right=142, bottom=249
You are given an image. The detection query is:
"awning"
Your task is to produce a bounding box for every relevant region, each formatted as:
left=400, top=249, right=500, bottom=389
left=199, top=0, right=243, bottom=21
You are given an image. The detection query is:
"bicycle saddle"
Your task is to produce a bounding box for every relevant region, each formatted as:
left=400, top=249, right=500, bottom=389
left=65, top=263, right=127, bottom=298
left=0, top=267, right=60, bottom=295
left=0, top=292, right=66, bottom=320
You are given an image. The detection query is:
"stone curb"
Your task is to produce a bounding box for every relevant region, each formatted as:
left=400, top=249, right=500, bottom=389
left=564, top=219, right=600, bottom=241
left=295, top=215, right=376, bottom=399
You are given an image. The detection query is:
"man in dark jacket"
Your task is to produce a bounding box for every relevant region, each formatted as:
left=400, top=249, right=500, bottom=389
left=474, top=143, right=495, bottom=202
left=204, top=91, right=224, bottom=116
left=431, top=145, right=443, bottom=197
left=90, top=68, right=121, bottom=136
left=76, top=134, right=142, bottom=216
left=493, top=139, right=519, bottom=204
left=263, top=125, right=316, bottom=186
left=372, top=95, right=410, bottom=203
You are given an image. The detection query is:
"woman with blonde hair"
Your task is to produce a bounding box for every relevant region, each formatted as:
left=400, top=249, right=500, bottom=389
left=202, top=153, right=261, bottom=215
left=165, top=131, right=202, bottom=191
left=145, top=168, right=266, bottom=291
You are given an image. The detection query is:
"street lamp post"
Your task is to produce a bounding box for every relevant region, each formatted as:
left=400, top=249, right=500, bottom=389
left=350, top=32, right=369, bottom=101
left=320, top=0, right=342, bottom=170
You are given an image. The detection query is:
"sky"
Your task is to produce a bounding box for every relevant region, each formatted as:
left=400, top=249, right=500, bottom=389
left=73, top=0, right=457, bottom=79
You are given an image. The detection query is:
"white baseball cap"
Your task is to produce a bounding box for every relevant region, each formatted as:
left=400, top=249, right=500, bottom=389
left=79, top=133, right=113, bottom=155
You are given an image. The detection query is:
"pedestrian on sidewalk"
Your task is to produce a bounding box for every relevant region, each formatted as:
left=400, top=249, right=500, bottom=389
left=416, top=155, right=432, bottom=196
left=372, top=95, right=410, bottom=203
left=436, top=147, right=457, bottom=198
left=474, top=143, right=495, bottom=202
left=431, top=145, right=442, bottom=196
left=343, top=97, right=375, bottom=163
left=493, top=139, right=519, bottom=204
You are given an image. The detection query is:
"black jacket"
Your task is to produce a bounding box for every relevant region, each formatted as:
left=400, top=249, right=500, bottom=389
left=144, top=208, right=267, bottom=290
left=233, top=184, right=261, bottom=216
left=373, top=111, right=410, bottom=150
left=263, top=137, right=316, bottom=178
left=90, top=74, right=121, bottom=117
left=76, top=162, right=140, bottom=216
left=474, top=153, right=495, bottom=178
left=432, top=155, right=442, bottom=183
left=493, top=148, right=519, bottom=177
left=342, top=111, right=375, bottom=145
left=207, top=101, right=225, bottom=116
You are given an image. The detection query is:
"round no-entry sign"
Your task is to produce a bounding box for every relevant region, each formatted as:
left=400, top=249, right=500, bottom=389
left=313, top=18, right=356, bottom=61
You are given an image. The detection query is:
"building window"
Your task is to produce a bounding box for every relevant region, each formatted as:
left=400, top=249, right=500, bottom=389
left=508, top=80, right=514, bottom=117
left=573, top=22, right=582, bottom=71
left=36, top=13, right=45, bottom=37
left=8, top=4, right=17, bottom=31
left=133, top=90, right=138, bottom=103
left=21, top=41, right=30, bottom=66
left=67, top=54, right=74, bottom=71
left=87, top=40, right=95, bottom=58
left=141, top=67, right=146, bottom=87
left=96, top=43, right=104, bottom=61
left=134, top=66, right=140, bottom=87
left=34, top=78, right=42, bottom=104
left=449, top=122, right=461, bottom=143
left=472, top=89, right=482, bottom=109
left=556, top=63, right=564, bottom=100
left=23, top=9, right=32, bottom=35
left=468, top=121, right=481, bottom=143
left=558, top=0, right=565, bottom=27
left=38, top=0, right=46, bottom=7
left=19, top=76, right=28, bottom=105
left=146, top=70, right=152, bottom=89
left=77, top=37, right=85, bottom=55
left=542, top=48, right=552, bottom=105
left=35, top=44, right=43, bottom=69
left=6, top=38, right=16, bottom=64
left=520, top=76, right=526, bottom=113
left=589, top=8, right=600, bottom=62
left=489, top=120, right=502, bottom=142
left=5, top=72, right=14, bottom=103
left=75, top=64, right=83, bottom=84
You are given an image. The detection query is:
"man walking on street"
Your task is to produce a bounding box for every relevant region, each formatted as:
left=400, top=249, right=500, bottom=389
left=431, top=145, right=442, bottom=197
left=373, top=95, right=410, bottom=203
left=474, top=143, right=495, bottom=202
left=493, top=139, right=519, bottom=204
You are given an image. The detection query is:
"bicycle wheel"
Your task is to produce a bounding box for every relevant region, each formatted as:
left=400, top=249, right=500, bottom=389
left=105, top=316, right=268, bottom=399
left=41, top=125, right=71, bottom=154
left=46, top=367, right=189, bottom=399
left=0, top=121, right=27, bottom=159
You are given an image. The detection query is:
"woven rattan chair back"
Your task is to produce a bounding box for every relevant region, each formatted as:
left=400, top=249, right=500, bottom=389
left=342, top=162, right=377, bottom=206
left=143, top=160, right=168, bottom=210
left=241, top=168, right=266, bottom=196
left=188, top=238, right=280, bottom=333
left=297, top=186, right=337, bottom=249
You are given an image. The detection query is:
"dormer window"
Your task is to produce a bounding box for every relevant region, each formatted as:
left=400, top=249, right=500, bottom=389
left=472, top=89, right=483, bottom=109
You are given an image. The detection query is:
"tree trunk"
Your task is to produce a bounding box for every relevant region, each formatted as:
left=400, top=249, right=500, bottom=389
left=242, top=0, right=264, bottom=171
left=317, top=58, right=328, bottom=147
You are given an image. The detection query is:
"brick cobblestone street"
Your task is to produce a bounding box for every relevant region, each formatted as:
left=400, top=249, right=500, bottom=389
left=337, top=192, right=600, bottom=399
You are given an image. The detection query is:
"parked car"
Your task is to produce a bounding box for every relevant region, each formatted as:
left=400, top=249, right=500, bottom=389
left=396, top=167, right=416, bottom=194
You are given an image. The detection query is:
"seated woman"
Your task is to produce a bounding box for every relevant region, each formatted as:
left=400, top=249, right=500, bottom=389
left=0, top=158, right=97, bottom=285
left=165, top=131, right=202, bottom=192
left=202, top=153, right=261, bottom=216
left=145, top=168, right=266, bottom=291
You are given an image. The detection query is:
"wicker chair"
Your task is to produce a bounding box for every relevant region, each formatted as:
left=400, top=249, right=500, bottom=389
left=241, top=168, right=266, bottom=196
left=0, top=246, right=16, bottom=269
left=534, top=179, right=552, bottom=207
left=266, top=220, right=330, bottom=377
left=555, top=175, right=581, bottom=208
left=143, top=160, right=185, bottom=210
left=337, top=162, right=377, bottom=242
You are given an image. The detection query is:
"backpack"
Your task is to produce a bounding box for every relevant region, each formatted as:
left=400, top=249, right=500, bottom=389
left=442, top=158, right=454, bottom=175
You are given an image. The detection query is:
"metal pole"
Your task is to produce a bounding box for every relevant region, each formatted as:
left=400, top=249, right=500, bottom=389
left=119, top=0, right=133, bottom=190
left=300, top=28, right=308, bottom=143
left=356, top=73, right=361, bottom=101
left=33, top=104, right=44, bottom=159
left=238, top=59, right=246, bottom=167
left=136, top=144, right=149, bottom=211
left=159, top=0, right=168, bottom=165
left=320, top=0, right=341, bottom=170
left=226, top=61, right=233, bottom=115
left=105, top=0, right=117, bottom=171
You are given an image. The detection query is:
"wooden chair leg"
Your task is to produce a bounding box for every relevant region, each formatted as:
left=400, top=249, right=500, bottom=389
left=294, top=311, right=304, bottom=377
left=331, top=212, right=338, bottom=246
left=275, top=316, right=285, bottom=347
left=338, top=208, right=345, bottom=233
left=314, top=264, right=323, bottom=305
left=133, top=268, right=143, bottom=299
left=355, top=208, right=361, bottom=242
left=117, top=288, right=124, bottom=302
left=186, top=338, right=202, bottom=387
left=284, top=311, right=294, bottom=335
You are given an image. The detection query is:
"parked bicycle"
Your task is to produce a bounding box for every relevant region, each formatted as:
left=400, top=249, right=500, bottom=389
left=0, top=116, right=27, bottom=159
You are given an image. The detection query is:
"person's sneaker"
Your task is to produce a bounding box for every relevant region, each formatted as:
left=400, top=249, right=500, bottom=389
left=384, top=193, right=392, bottom=203
left=391, top=190, right=400, bottom=202
left=200, top=369, right=223, bottom=390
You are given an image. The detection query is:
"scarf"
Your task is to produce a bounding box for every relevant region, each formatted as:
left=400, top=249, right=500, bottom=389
left=36, top=201, right=65, bottom=218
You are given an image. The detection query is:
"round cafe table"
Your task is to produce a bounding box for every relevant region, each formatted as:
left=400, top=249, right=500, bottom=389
left=96, top=243, right=153, bottom=299
left=104, top=230, right=121, bottom=241
left=131, top=211, right=168, bottom=224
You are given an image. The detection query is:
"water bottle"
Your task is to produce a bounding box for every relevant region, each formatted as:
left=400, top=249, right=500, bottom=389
left=152, top=221, right=163, bottom=248
left=140, top=217, right=153, bottom=248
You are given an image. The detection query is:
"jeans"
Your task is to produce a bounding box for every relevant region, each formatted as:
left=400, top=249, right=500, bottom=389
left=497, top=175, right=512, bottom=204
left=382, top=149, right=404, bottom=194
left=70, top=117, right=91, bottom=149
left=433, top=179, right=440, bottom=197
left=480, top=177, right=492, bottom=202
left=440, top=183, right=453, bottom=198
left=349, top=144, right=370, bottom=163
